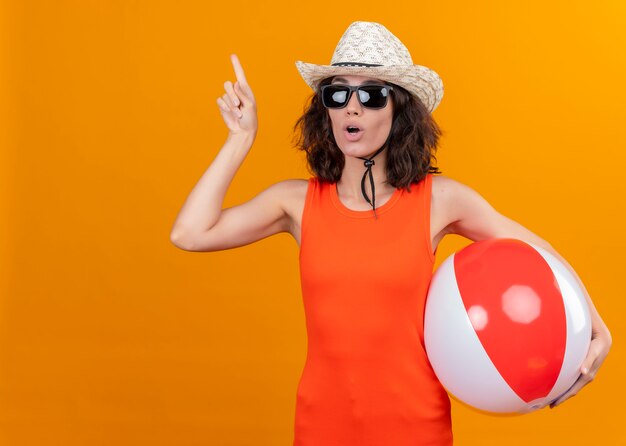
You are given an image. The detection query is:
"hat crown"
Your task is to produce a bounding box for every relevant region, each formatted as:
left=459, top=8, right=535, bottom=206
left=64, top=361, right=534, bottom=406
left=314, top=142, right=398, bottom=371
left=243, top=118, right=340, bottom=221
left=330, top=21, right=413, bottom=67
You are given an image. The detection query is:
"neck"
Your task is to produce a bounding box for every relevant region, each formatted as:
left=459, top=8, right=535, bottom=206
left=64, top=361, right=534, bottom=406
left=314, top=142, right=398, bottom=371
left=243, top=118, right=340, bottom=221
left=337, top=147, right=393, bottom=201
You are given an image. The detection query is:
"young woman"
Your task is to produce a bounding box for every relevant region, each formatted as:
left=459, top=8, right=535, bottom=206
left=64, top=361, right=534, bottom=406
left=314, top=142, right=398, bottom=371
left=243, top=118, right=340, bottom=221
left=170, top=21, right=611, bottom=446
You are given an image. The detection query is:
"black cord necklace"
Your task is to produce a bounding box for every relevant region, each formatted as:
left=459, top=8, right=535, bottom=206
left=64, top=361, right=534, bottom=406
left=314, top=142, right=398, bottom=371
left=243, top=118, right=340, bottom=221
left=356, top=145, right=387, bottom=220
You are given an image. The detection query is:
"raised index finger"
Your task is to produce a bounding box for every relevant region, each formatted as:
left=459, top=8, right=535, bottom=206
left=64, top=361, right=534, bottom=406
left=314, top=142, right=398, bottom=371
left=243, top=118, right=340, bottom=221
left=230, top=54, right=248, bottom=86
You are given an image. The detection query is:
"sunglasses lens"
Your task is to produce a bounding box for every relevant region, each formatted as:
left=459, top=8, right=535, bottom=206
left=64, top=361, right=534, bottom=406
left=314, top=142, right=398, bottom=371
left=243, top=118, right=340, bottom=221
left=358, top=86, right=389, bottom=108
left=323, top=86, right=350, bottom=108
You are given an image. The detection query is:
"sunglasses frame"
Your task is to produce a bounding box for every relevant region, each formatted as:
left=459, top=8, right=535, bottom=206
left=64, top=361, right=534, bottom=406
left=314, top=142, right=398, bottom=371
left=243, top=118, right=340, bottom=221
left=320, top=84, right=394, bottom=110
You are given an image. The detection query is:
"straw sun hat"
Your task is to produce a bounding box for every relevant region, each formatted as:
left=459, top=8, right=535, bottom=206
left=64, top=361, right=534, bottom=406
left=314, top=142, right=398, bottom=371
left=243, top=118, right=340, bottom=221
left=295, top=21, right=444, bottom=113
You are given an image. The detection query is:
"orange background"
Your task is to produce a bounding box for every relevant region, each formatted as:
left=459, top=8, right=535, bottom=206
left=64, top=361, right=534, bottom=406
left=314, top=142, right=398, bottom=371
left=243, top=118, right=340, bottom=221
left=2, top=1, right=625, bottom=445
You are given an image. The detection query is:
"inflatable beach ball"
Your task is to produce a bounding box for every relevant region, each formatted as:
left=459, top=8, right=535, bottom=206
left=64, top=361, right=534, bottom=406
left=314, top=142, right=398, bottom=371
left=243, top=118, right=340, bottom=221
left=424, top=238, right=591, bottom=414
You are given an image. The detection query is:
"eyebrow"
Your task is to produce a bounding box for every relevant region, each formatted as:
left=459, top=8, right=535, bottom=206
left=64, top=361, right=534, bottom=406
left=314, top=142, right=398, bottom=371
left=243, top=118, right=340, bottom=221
left=331, top=77, right=386, bottom=85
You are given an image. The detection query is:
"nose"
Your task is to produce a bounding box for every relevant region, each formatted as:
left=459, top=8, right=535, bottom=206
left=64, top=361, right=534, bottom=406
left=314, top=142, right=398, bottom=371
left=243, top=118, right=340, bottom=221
left=345, top=90, right=362, bottom=115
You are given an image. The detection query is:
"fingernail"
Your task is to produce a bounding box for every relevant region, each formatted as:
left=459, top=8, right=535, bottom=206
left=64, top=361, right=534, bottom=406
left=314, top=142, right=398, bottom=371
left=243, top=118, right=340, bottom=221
left=582, top=367, right=588, bottom=374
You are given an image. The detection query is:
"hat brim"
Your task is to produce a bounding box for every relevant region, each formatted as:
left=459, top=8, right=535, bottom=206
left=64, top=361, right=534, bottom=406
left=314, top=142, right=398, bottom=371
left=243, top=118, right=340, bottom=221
left=295, top=60, right=444, bottom=113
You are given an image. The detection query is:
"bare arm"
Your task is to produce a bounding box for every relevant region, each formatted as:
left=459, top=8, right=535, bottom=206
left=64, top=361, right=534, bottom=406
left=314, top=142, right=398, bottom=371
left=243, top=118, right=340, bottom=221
left=170, top=132, right=266, bottom=250
left=170, top=54, right=288, bottom=252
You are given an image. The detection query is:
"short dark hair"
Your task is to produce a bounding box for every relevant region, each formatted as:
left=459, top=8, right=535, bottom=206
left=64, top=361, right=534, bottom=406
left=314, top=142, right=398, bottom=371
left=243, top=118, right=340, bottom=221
left=293, top=76, right=443, bottom=192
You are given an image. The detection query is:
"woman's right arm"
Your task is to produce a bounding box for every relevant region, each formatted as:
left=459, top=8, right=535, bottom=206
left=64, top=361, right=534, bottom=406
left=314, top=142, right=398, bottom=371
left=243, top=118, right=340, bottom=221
left=169, top=54, right=292, bottom=252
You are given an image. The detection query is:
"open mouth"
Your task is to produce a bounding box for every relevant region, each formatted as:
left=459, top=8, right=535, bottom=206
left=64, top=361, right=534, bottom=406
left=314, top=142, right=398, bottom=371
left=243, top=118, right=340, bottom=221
left=344, top=125, right=364, bottom=141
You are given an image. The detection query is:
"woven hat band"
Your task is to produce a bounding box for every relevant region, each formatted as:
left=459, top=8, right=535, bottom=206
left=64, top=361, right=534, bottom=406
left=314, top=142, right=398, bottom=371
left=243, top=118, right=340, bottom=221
left=331, top=62, right=384, bottom=67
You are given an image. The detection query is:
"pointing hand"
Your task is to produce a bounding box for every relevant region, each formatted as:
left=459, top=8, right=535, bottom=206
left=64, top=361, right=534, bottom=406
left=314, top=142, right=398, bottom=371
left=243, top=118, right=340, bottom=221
left=216, top=54, right=258, bottom=137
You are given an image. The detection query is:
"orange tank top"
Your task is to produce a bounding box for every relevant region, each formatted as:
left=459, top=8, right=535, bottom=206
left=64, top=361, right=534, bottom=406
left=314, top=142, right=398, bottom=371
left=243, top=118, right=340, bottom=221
left=294, top=173, right=453, bottom=446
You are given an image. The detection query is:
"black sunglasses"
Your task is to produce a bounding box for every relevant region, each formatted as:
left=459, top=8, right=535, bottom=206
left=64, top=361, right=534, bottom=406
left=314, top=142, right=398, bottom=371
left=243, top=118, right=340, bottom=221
left=320, top=84, right=394, bottom=109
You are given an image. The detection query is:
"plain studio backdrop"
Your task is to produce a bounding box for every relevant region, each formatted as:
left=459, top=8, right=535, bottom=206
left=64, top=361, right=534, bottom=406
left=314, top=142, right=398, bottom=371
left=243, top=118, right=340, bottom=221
left=1, top=1, right=624, bottom=445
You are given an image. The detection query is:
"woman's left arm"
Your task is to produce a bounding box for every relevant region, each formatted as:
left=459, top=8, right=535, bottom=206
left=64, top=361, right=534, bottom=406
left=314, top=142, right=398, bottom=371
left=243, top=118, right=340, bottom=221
left=435, top=175, right=613, bottom=409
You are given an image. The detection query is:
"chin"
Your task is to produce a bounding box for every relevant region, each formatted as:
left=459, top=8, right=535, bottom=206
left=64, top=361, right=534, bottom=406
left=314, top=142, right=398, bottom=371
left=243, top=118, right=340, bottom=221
left=338, top=143, right=366, bottom=157
left=338, top=140, right=386, bottom=159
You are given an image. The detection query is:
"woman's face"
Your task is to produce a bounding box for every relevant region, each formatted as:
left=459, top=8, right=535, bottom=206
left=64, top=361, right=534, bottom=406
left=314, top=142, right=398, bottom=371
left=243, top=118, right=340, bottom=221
left=326, top=75, right=394, bottom=159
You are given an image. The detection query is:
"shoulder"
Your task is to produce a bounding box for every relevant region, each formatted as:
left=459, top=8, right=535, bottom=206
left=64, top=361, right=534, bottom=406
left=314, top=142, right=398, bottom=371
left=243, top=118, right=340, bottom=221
left=265, top=178, right=310, bottom=215
left=270, top=178, right=310, bottom=201
left=431, top=173, right=462, bottom=190
left=430, top=174, right=552, bottom=246
left=430, top=174, right=460, bottom=208
left=431, top=174, right=480, bottom=203
left=240, top=178, right=308, bottom=220
left=430, top=174, right=495, bottom=234
left=257, top=178, right=308, bottom=197
left=431, top=173, right=517, bottom=242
